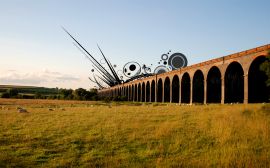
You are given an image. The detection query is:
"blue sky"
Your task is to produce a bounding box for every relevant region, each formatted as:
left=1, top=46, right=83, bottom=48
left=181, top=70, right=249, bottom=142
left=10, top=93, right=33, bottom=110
left=0, top=0, right=269, bottom=89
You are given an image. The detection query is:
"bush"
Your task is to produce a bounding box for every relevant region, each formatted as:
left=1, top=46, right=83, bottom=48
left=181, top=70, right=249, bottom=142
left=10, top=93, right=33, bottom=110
left=111, top=96, right=127, bottom=101
left=21, top=94, right=35, bottom=99
left=103, top=97, right=112, bottom=103
left=8, top=88, right=19, bottom=98
left=1, top=92, right=10, bottom=98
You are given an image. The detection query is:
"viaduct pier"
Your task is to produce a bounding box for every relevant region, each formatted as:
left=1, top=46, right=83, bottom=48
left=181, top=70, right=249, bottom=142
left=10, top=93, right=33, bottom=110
left=98, top=44, right=270, bottom=104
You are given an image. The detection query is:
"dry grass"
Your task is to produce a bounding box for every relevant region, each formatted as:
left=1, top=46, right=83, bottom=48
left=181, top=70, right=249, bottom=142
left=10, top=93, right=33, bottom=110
left=0, top=99, right=269, bottom=167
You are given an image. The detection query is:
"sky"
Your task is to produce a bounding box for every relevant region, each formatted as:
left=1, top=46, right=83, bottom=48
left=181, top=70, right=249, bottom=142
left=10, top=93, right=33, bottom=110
left=0, top=0, right=269, bottom=89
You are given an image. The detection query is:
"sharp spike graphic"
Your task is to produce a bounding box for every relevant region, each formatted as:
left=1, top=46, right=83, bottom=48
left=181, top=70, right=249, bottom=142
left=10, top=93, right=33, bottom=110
left=93, top=75, right=105, bottom=89
left=97, top=44, right=121, bottom=83
left=98, top=75, right=111, bottom=86
left=62, top=27, right=118, bottom=86
left=72, top=41, right=116, bottom=83
left=88, top=76, right=97, bottom=83
left=92, top=64, right=115, bottom=84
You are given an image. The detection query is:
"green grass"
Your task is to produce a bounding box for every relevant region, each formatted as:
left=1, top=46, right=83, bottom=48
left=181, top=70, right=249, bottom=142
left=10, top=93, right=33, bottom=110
left=0, top=99, right=270, bottom=167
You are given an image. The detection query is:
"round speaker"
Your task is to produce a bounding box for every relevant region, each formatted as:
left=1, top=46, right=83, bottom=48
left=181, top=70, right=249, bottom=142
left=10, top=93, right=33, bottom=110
left=168, top=53, right=187, bottom=70
left=161, top=54, right=168, bottom=60
left=123, top=62, right=141, bottom=78
left=154, top=65, right=170, bottom=74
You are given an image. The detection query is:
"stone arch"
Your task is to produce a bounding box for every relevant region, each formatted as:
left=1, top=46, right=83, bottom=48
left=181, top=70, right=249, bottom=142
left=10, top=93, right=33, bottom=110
left=207, top=66, right=221, bottom=103
left=142, top=82, right=146, bottom=102
left=181, top=72, right=190, bottom=103
left=146, top=81, right=150, bottom=102
left=157, top=78, right=163, bottom=102
left=248, top=56, right=269, bottom=103
left=172, top=75, right=180, bottom=103
left=193, top=70, right=204, bottom=103
left=225, top=62, right=244, bottom=103
left=164, top=77, right=170, bottom=102
left=151, top=80, right=156, bottom=102
left=138, top=83, right=142, bottom=102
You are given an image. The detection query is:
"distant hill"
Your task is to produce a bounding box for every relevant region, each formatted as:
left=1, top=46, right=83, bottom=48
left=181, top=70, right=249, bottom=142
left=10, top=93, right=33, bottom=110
left=0, top=85, right=58, bottom=95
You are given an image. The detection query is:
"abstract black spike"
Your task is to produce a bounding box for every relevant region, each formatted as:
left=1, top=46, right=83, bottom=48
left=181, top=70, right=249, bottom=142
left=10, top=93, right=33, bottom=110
left=93, top=75, right=105, bottom=89
left=92, top=64, right=115, bottom=83
left=72, top=41, right=116, bottom=83
left=62, top=27, right=118, bottom=86
left=97, top=44, right=121, bottom=83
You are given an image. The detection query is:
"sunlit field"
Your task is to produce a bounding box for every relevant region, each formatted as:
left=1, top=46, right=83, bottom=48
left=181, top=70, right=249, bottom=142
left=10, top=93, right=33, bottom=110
left=0, top=98, right=269, bottom=167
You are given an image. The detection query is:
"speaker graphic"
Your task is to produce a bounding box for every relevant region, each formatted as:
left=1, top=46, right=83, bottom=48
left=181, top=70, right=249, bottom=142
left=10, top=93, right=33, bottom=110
left=168, top=53, right=187, bottom=70
left=123, top=61, right=141, bottom=78
left=160, top=54, right=168, bottom=65
left=161, top=54, right=168, bottom=60
left=154, top=65, right=170, bottom=74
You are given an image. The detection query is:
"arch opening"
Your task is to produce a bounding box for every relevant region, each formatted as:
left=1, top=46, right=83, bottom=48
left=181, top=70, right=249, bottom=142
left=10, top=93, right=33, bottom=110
left=157, top=79, right=163, bottom=102
left=225, top=62, right=244, bottom=103
left=142, top=82, right=146, bottom=102
left=138, top=83, right=142, bottom=102
left=248, top=56, right=269, bottom=103
left=131, top=85, right=134, bottom=101
left=134, top=85, right=137, bottom=101
left=193, top=70, right=204, bottom=103
left=207, top=66, right=221, bottom=103
left=125, top=87, right=128, bottom=97
left=146, top=81, right=150, bottom=102
left=151, top=80, right=156, bottom=102
left=128, top=86, right=131, bottom=100
left=172, top=75, right=179, bottom=103
left=181, top=73, right=190, bottom=103
left=164, top=77, right=170, bottom=102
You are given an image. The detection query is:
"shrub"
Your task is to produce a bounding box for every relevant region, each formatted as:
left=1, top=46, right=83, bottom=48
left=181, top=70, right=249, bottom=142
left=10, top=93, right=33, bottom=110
left=1, top=92, right=10, bottom=98
left=7, top=88, right=19, bottom=98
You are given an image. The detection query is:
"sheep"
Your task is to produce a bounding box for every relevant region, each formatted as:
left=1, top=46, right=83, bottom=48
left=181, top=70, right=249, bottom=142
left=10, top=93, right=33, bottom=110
left=18, top=108, right=27, bottom=113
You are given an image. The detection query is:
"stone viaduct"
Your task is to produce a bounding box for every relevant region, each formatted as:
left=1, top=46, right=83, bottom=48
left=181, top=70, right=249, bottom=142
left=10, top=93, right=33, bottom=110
left=98, top=44, right=270, bottom=104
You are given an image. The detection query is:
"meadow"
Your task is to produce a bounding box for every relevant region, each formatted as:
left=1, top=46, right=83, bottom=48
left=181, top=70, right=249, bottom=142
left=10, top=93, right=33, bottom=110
left=0, top=98, right=269, bottom=167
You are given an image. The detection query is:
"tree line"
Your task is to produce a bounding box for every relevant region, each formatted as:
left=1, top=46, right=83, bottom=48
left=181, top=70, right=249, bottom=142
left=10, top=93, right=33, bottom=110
left=0, top=88, right=99, bottom=101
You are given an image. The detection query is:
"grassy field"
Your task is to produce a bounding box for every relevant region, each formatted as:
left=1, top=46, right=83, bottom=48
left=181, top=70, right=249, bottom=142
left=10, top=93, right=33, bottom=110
left=0, top=99, right=269, bottom=167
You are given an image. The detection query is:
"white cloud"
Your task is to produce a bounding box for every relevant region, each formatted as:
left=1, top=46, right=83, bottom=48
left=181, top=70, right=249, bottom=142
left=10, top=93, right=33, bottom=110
left=0, top=69, right=80, bottom=87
